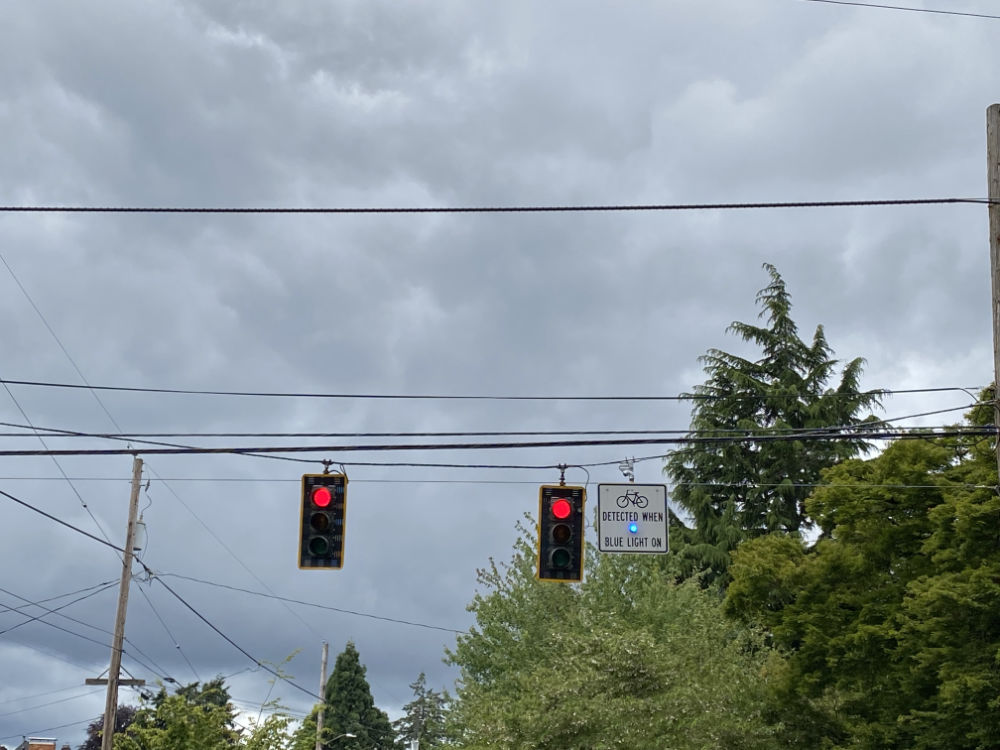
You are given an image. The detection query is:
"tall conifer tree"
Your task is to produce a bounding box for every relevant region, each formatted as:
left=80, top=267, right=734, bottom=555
left=320, top=641, right=396, bottom=749
left=666, top=264, right=879, bottom=581
left=393, top=672, right=448, bottom=749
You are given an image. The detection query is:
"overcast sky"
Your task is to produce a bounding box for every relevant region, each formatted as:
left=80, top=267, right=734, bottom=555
left=1, top=1, right=998, bottom=745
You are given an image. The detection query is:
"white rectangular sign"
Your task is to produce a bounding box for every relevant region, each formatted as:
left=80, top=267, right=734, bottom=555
left=597, top=483, right=669, bottom=554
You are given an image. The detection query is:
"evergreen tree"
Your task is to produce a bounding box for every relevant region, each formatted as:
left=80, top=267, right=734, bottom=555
left=295, top=641, right=396, bottom=750
left=393, top=673, right=449, bottom=749
left=666, top=263, right=879, bottom=581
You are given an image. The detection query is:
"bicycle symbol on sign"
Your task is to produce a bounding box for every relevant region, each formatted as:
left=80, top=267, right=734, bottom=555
left=616, top=489, right=648, bottom=509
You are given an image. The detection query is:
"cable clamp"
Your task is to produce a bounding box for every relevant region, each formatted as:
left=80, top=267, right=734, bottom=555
left=618, top=457, right=635, bottom=483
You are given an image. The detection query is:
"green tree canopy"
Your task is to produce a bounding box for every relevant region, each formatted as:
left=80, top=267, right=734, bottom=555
left=446, top=519, right=781, bottom=749
left=113, top=677, right=291, bottom=750
left=726, top=399, right=1000, bottom=748
left=292, top=642, right=397, bottom=750
left=666, top=263, right=880, bottom=581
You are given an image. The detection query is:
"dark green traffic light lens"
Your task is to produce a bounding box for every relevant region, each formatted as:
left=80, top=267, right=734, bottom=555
left=550, top=548, right=571, bottom=569
left=308, top=537, right=331, bottom=556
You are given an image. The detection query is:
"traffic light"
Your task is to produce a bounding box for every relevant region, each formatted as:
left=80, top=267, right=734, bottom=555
left=299, top=473, right=347, bottom=569
left=537, top=485, right=585, bottom=582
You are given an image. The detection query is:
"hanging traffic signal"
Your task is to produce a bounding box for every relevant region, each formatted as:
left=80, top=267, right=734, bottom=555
left=299, top=473, right=347, bottom=569
left=537, top=485, right=585, bottom=582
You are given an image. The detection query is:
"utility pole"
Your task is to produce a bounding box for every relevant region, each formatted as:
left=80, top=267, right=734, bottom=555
left=99, top=456, right=144, bottom=750
left=988, top=104, right=1000, bottom=479
left=315, top=640, right=329, bottom=750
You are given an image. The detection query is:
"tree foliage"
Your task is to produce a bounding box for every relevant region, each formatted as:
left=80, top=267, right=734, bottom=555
left=114, top=678, right=238, bottom=750
left=666, top=263, right=880, bottom=581
left=393, top=672, right=449, bottom=749
left=446, top=519, right=781, bottom=749
left=80, top=705, right=138, bottom=750
left=112, top=677, right=291, bottom=750
left=290, top=641, right=397, bottom=750
left=726, top=399, right=1000, bottom=748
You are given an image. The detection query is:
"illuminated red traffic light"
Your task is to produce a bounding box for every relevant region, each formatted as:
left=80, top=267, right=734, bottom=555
left=299, top=474, right=347, bottom=570
left=537, top=485, right=585, bottom=582
left=551, top=497, right=572, bottom=519
left=312, top=486, right=332, bottom=508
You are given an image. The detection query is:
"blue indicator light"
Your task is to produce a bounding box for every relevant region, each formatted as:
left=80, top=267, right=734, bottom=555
left=628, top=522, right=639, bottom=534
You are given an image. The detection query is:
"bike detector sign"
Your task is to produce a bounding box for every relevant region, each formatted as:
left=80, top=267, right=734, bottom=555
left=597, top=484, right=669, bottom=554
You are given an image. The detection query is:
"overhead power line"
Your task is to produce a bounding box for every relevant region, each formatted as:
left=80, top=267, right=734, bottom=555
left=0, top=399, right=983, bottom=470
left=801, top=0, right=1000, bottom=20
left=0, top=582, right=117, bottom=639
left=0, top=198, right=992, bottom=214
left=0, top=487, right=124, bottom=553
left=3, top=252, right=335, bottom=656
left=4, top=475, right=991, bottom=490
left=0, top=427, right=989, bottom=458
left=0, top=377, right=982, bottom=401
left=0, top=377, right=116, bottom=542
left=148, top=575, right=321, bottom=702
left=0, top=406, right=982, bottom=441
left=0, top=715, right=103, bottom=745
left=1, top=482, right=463, bottom=640
left=0, top=485, right=320, bottom=703
left=0, top=427, right=785, bottom=439
left=0, top=255, right=124, bottom=556
left=0, top=401, right=980, bottom=473
left=0, top=689, right=106, bottom=720
left=0, top=581, right=174, bottom=682
left=0, top=683, right=101, bottom=709
left=158, top=573, right=464, bottom=634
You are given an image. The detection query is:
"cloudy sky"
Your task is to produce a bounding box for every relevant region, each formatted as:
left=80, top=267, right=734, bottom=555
left=1, top=0, right=998, bottom=745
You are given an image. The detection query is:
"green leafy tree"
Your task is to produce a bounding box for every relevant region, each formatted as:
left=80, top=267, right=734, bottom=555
left=726, top=399, right=1000, bottom=748
left=113, top=677, right=292, bottom=750
left=288, top=708, right=321, bottom=750
left=114, top=678, right=238, bottom=750
left=292, top=642, right=397, bottom=750
left=393, top=673, right=449, bottom=749
left=239, top=710, right=294, bottom=750
left=446, top=518, right=781, bottom=749
left=666, top=263, right=879, bottom=581
left=115, top=694, right=236, bottom=750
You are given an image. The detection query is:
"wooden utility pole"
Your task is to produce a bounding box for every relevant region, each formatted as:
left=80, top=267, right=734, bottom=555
left=100, top=456, right=144, bottom=750
left=315, top=641, right=329, bottom=750
left=988, top=104, right=1000, bottom=479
